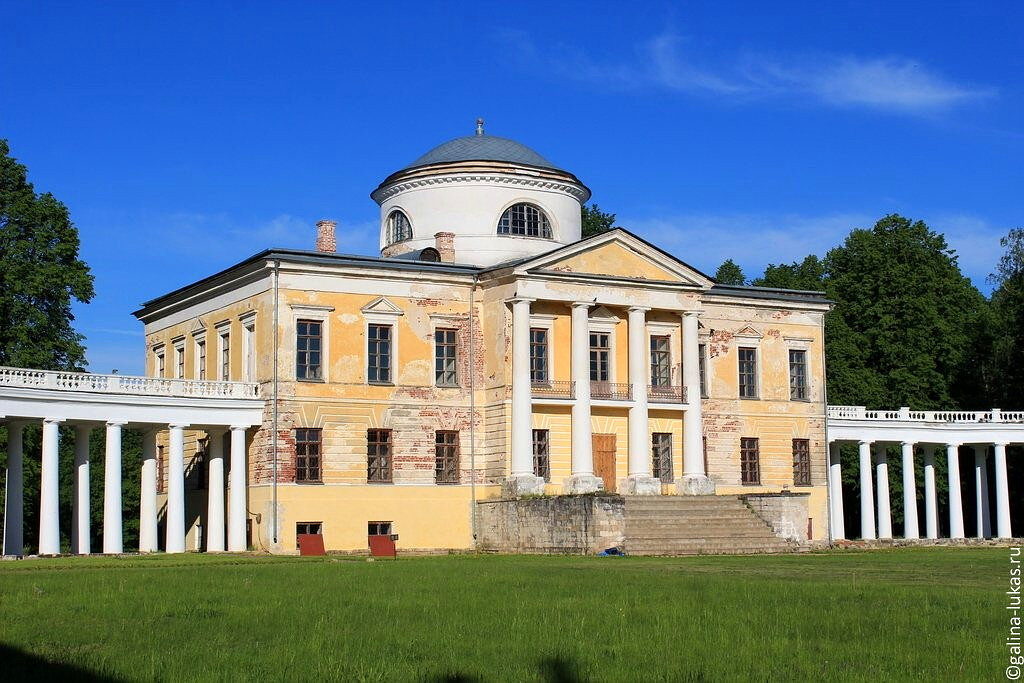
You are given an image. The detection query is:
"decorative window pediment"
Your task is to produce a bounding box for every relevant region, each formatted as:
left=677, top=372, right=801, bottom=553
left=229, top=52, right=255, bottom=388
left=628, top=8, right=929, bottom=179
left=361, top=297, right=404, bottom=318
left=735, top=326, right=762, bottom=340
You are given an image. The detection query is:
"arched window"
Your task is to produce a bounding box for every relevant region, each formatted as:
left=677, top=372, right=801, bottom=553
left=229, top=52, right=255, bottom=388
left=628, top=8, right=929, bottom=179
left=419, top=247, right=441, bottom=262
left=497, top=203, right=552, bottom=238
left=386, top=210, right=412, bottom=245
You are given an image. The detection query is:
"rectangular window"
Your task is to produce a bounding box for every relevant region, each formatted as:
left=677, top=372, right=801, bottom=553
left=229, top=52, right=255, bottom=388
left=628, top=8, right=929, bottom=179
left=698, top=343, right=708, bottom=398
left=650, top=335, right=671, bottom=387
left=435, top=328, right=458, bottom=386
left=174, top=344, right=185, bottom=379
left=156, top=350, right=165, bottom=378
left=367, top=324, right=393, bottom=384
left=194, top=444, right=206, bottom=490
left=793, top=439, right=811, bottom=486
left=532, top=429, right=550, bottom=482
left=296, top=522, right=323, bottom=549
left=368, top=521, right=392, bottom=536
left=529, top=328, right=549, bottom=384
left=740, top=437, right=760, bottom=485
left=434, top=430, right=459, bottom=484
left=789, top=349, right=808, bottom=401
left=589, top=332, right=610, bottom=382
left=296, top=319, right=323, bottom=381
left=652, top=432, right=673, bottom=483
left=243, top=322, right=256, bottom=382
left=220, top=332, right=230, bottom=381
left=157, top=445, right=165, bottom=494
left=294, top=428, right=322, bottom=483
left=367, top=429, right=393, bottom=483
left=738, top=347, right=758, bottom=399
left=196, top=339, right=206, bottom=380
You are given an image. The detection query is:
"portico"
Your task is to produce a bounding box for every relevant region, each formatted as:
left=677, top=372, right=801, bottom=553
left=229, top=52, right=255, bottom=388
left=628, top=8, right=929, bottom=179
left=1, top=367, right=261, bottom=556
left=827, top=406, right=1024, bottom=542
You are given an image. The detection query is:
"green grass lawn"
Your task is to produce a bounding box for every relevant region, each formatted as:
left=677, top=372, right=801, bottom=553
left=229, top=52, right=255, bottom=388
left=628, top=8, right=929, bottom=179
left=0, top=548, right=1011, bottom=681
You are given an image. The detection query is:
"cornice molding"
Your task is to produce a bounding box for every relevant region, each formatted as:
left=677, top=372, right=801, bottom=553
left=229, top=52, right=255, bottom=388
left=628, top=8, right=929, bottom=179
left=373, top=172, right=589, bottom=203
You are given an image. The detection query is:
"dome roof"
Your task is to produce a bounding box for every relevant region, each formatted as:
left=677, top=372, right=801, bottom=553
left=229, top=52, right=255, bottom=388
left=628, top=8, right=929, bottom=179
left=405, top=133, right=559, bottom=171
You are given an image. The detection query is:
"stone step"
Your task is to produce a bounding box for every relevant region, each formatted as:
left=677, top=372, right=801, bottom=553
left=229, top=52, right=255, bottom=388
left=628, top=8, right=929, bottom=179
left=627, top=540, right=792, bottom=551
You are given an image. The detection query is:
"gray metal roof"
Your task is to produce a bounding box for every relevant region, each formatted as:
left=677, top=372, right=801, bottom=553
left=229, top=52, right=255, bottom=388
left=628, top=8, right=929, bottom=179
left=405, top=135, right=560, bottom=171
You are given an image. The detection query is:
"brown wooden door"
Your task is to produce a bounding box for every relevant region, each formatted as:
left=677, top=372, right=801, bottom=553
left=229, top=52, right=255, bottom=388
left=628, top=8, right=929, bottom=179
left=592, top=433, right=617, bottom=492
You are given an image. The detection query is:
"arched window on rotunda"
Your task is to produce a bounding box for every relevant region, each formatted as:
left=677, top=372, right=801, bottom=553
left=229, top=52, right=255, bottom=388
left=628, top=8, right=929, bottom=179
left=386, top=210, right=412, bottom=245
left=497, top=203, right=552, bottom=239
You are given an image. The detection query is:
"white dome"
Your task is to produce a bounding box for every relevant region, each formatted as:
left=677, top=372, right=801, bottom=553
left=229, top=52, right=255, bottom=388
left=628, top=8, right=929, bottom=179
left=371, top=129, right=590, bottom=267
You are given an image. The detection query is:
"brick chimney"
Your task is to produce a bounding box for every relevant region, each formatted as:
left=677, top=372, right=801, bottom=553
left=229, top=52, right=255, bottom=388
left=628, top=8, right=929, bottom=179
left=434, top=232, right=455, bottom=263
left=315, top=219, right=337, bottom=253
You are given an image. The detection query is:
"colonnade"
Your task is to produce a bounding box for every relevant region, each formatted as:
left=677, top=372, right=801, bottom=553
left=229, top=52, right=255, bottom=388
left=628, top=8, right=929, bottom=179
left=2, top=420, right=248, bottom=556
left=507, top=298, right=712, bottom=495
left=828, top=440, right=1013, bottom=541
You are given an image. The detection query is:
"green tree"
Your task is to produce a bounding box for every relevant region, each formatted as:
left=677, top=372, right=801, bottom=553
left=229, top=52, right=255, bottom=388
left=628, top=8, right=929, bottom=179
left=714, top=259, right=746, bottom=286
left=0, top=139, right=94, bottom=369
left=824, top=214, right=985, bottom=410
left=751, top=255, right=825, bottom=291
left=581, top=203, right=617, bottom=238
left=987, top=228, right=1024, bottom=407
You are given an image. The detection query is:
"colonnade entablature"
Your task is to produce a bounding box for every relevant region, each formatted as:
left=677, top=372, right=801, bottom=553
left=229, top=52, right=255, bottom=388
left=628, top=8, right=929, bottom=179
left=1, top=367, right=263, bottom=557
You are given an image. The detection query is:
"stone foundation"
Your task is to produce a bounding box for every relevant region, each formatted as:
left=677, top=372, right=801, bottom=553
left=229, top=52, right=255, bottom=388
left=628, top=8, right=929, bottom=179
left=477, top=495, right=625, bottom=554
left=741, top=492, right=810, bottom=542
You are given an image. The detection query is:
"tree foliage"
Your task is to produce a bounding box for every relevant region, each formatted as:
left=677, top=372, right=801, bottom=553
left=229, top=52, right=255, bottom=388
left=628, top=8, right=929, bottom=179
left=581, top=204, right=617, bottom=238
left=751, top=255, right=825, bottom=291
left=985, top=228, right=1024, bottom=407
left=0, top=139, right=94, bottom=370
left=714, top=259, right=746, bottom=286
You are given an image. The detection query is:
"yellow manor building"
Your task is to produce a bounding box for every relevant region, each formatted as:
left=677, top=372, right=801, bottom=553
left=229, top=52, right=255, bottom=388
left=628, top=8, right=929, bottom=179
left=134, top=125, right=831, bottom=553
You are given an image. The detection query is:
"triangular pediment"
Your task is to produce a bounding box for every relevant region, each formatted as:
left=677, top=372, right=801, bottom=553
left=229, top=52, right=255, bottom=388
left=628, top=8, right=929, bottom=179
left=513, top=229, right=713, bottom=289
left=590, top=305, right=617, bottom=320
left=735, top=326, right=762, bottom=339
left=361, top=296, right=404, bottom=315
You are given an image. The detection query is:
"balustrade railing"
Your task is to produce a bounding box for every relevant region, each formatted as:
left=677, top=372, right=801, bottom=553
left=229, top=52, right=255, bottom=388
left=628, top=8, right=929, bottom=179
left=647, top=384, right=686, bottom=403
left=827, top=405, right=1024, bottom=424
left=531, top=381, right=575, bottom=400
left=0, top=366, right=260, bottom=399
left=591, top=381, right=632, bottom=401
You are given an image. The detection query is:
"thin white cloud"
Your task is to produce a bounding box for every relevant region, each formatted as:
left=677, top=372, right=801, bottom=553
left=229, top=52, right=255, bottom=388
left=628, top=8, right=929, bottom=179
left=502, top=29, right=993, bottom=113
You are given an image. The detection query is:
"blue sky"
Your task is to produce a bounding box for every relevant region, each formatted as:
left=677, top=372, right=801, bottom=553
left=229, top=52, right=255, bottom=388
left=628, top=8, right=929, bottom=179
left=2, top=2, right=1021, bottom=375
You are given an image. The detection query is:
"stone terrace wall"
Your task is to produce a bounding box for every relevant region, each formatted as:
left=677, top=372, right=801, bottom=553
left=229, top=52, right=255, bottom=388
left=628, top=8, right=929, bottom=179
left=477, top=495, right=625, bottom=554
left=741, top=492, right=810, bottom=542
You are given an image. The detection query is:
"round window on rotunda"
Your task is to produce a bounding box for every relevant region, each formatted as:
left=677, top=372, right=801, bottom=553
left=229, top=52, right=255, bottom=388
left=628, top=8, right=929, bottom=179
left=497, top=203, right=552, bottom=239
left=386, top=210, right=413, bottom=245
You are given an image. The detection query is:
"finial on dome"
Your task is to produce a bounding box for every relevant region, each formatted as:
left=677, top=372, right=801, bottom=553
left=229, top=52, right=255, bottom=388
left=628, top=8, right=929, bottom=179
left=476, top=118, right=484, bottom=136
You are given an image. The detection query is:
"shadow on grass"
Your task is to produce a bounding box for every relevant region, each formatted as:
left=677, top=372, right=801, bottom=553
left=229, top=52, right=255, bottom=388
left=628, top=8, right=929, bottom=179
left=432, top=655, right=584, bottom=682
left=0, top=643, right=118, bottom=682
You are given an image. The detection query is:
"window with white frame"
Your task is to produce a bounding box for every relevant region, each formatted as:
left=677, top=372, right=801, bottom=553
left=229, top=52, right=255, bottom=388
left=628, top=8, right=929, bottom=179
left=698, top=342, right=708, bottom=398
left=386, top=210, right=412, bottom=245
left=154, top=346, right=166, bottom=378
left=217, top=326, right=231, bottom=381
left=530, top=328, right=549, bottom=384
left=173, top=340, right=185, bottom=379
left=241, top=313, right=256, bottom=383
left=435, top=328, right=458, bottom=387
left=497, top=203, right=552, bottom=238
left=650, top=335, right=671, bottom=387
left=291, top=304, right=334, bottom=383
left=589, top=332, right=611, bottom=382
left=194, top=335, right=207, bottom=381
left=738, top=347, right=758, bottom=399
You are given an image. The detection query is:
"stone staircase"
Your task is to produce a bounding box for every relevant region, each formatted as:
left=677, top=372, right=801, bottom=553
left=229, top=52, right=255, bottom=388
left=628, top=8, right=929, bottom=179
left=623, top=495, right=797, bottom=556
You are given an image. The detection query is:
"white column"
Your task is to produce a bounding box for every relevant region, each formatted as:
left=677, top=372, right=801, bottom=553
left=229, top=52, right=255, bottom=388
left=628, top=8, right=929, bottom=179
left=828, top=441, right=845, bottom=541
left=39, top=418, right=63, bottom=555
left=3, top=421, right=25, bottom=556
left=947, top=443, right=964, bottom=539
left=858, top=440, right=876, bottom=540
left=924, top=449, right=938, bottom=539
left=901, top=442, right=919, bottom=540
left=874, top=444, right=892, bottom=540
left=567, top=302, right=599, bottom=493
left=102, top=421, right=126, bottom=554
left=228, top=425, right=247, bottom=552
left=974, top=448, right=991, bottom=540
left=71, top=425, right=91, bottom=555
left=995, top=442, right=1012, bottom=539
left=679, top=310, right=713, bottom=495
left=625, top=306, right=657, bottom=494
left=165, top=424, right=187, bottom=554
left=508, top=298, right=543, bottom=494
left=139, top=430, right=158, bottom=553
left=206, top=431, right=226, bottom=552
left=975, top=446, right=992, bottom=538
